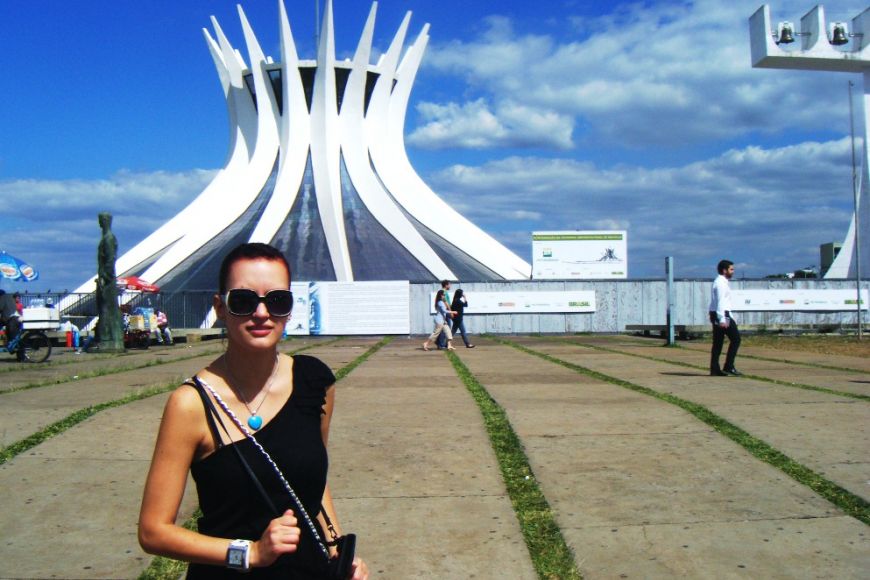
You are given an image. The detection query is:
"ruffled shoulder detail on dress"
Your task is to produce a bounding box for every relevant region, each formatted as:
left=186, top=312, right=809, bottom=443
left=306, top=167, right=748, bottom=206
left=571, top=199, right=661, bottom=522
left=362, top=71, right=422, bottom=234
left=291, top=355, right=336, bottom=415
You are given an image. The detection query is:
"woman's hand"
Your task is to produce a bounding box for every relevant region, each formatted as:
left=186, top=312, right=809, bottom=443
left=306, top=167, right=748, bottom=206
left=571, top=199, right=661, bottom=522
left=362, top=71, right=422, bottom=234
left=349, top=556, right=369, bottom=579
left=252, top=509, right=300, bottom=567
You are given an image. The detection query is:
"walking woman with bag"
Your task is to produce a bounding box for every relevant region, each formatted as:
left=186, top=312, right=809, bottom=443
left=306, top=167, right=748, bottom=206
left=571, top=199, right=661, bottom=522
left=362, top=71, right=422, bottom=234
left=422, top=289, right=456, bottom=351
left=139, top=243, right=367, bottom=579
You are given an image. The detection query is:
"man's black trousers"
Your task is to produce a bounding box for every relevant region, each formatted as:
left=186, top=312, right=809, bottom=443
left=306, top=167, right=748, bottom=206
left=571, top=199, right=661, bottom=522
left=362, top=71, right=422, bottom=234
left=710, top=315, right=741, bottom=373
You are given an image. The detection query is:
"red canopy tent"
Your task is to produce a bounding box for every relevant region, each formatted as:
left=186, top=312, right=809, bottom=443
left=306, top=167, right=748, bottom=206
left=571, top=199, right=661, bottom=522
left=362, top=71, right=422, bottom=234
left=116, top=276, right=160, bottom=293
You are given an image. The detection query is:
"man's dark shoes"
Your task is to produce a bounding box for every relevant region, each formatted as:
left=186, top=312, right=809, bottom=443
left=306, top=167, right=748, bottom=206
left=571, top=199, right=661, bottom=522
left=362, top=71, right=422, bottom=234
left=724, top=367, right=742, bottom=376
left=710, top=370, right=730, bottom=377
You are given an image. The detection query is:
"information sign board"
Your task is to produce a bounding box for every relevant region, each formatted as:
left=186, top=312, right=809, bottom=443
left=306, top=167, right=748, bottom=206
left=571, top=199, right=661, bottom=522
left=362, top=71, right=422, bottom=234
left=431, top=290, right=596, bottom=314
left=731, top=289, right=868, bottom=311
left=532, top=231, right=627, bottom=279
left=309, top=281, right=410, bottom=335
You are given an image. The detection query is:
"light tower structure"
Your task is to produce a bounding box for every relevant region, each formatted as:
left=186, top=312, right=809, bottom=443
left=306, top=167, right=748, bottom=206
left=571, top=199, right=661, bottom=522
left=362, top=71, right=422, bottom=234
left=70, top=1, right=531, bottom=311
left=749, top=4, right=870, bottom=279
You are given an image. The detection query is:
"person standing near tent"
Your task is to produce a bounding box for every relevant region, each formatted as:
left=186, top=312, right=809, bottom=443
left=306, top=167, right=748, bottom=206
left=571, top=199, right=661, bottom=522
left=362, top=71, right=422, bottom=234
left=155, top=308, right=173, bottom=345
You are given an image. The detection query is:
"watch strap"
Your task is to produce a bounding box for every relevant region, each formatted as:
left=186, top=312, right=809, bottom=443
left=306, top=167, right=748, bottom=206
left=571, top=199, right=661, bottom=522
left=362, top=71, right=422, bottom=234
left=226, top=539, right=252, bottom=572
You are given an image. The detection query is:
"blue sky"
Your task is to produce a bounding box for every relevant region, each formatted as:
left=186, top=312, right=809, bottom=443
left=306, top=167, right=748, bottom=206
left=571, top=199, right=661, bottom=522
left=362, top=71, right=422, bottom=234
left=0, top=0, right=866, bottom=291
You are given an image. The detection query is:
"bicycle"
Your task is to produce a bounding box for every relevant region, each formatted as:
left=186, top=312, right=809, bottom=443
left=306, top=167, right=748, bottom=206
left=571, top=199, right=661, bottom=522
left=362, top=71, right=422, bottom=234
left=3, top=326, right=52, bottom=363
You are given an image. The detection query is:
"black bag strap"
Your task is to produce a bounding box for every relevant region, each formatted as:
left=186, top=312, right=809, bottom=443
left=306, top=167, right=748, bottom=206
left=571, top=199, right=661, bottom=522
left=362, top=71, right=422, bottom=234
left=186, top=379, right=223, bottom=450
left=190, top=375, right=279, bottom=515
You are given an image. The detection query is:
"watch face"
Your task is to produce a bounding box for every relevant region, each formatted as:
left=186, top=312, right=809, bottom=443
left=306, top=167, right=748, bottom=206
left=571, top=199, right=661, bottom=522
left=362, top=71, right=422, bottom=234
left=228, top=549, right=245, bottom=566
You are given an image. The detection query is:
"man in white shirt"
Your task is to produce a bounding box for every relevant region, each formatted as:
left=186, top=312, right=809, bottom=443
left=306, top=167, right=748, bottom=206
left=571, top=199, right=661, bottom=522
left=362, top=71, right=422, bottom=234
left=708, top=259, right=741, bottom=376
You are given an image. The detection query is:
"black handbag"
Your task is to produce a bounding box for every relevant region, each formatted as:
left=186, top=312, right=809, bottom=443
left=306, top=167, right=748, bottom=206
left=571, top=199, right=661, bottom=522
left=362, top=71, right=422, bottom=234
left=193, top=376, right=356, bottom=578
left=326, top=533, right=356, bottom=580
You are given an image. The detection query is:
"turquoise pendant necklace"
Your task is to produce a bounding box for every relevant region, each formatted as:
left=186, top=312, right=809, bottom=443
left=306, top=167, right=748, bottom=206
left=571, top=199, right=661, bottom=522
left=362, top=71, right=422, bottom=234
left=224, top=354, right=280, bottom=431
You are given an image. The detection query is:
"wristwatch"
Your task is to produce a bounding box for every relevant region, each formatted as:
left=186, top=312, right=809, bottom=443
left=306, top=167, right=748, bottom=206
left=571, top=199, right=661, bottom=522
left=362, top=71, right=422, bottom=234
left=226, top=539, right=252, bottom=572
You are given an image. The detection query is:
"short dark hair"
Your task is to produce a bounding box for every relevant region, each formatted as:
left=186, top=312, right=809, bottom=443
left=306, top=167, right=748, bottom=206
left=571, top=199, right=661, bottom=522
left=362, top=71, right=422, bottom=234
left=440, top=279, right=450, bottom=288
left=218, top=243, right=291, bottom=294
left=717, top=260, right=734, bottom=274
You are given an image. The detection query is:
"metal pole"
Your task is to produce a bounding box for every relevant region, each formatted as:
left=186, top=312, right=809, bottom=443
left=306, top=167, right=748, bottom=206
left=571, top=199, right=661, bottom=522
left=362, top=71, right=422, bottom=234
left=849, top=80, right=863, bottom=339
left=666, top=256, right=675, bottom=346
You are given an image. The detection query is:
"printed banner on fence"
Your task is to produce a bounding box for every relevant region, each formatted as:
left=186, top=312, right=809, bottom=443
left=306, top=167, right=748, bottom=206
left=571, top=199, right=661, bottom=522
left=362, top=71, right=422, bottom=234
left=431, top=290, right=596, bottom=314
left=308, top=281, right=410, bottom=335
left=283, top=282, right=313, bottom=336
left=732, top=289, right=868, bottom=311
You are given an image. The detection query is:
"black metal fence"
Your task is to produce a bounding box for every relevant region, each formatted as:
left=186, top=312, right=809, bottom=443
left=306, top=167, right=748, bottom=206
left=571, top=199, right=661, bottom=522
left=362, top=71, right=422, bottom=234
left=18, top=291, right=217, bottom=329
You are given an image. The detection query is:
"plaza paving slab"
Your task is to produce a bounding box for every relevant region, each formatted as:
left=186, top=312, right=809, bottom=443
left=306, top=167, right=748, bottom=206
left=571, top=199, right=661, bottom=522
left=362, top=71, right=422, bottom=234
left=328, top=340, right=536, bottom=579
left=0, top=342, right=225, bottom=393
left=513, top=336, right=870, bottom=502
left=0, top=338, right=337, bottom=449
left=454, top=339, right=869, bottom=579
left=0, top=357, right=209, bottom=448
left=0, top=337, right=536, bottom=579
left=0, top=394, right=198, bottom=579
left=567, top=335, right=870, bottom=397
left=675, top=339, right=870, bottom=374
left=2, top=334, right=868, bottom=578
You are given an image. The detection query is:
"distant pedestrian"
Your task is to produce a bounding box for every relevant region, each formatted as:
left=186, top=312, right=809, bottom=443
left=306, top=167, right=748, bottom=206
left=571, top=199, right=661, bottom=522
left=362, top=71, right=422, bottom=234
left=450, top=289, right=474, bottom=348
left=423, top=289, right=456, bottom=351
left=13, top=293, right=23, bottom=316
left=436, top=280, right=452, bottom=349
left=709, top=259, right=741, bottom=377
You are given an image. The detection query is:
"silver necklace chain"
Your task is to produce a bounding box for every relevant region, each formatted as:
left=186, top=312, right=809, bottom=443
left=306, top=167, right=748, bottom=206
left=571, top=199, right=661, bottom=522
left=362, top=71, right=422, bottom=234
left=198, top=379, right=330, bottom=559
left=223, top=353, right=280, bottom=419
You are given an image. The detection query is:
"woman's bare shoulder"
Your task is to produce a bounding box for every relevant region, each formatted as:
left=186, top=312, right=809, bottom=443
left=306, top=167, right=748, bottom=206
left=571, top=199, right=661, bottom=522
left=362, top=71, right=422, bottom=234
left=163, top=379, right=208, bottom=424
left=167, top=363, right=221, bottom=412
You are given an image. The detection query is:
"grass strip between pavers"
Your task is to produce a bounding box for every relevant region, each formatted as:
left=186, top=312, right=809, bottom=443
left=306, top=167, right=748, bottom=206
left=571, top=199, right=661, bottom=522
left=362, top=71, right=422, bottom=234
left=0, top=351, right=116, bottom=373
left=497, top=337, right=870, bottom=527
left=0, top=347, right=226, bottom=395
left=0, top=382, right=177, bottom=466
left=447, top=351, right=582, bottom=580
left=554, top=337, right=870, bottom=403
left=139, top=336, right=393, bottom=580
left=673, top=341, right=870, bottom=375
left=0, top=339, right=341, bottom=465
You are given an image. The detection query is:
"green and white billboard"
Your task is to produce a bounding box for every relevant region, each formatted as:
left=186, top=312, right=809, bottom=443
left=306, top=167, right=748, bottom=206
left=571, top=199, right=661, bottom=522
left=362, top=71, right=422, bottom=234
left=532, top=230, right=628, bottom=279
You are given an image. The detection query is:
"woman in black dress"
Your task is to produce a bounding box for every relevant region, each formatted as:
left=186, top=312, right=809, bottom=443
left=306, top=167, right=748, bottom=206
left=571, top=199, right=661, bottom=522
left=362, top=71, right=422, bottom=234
left=139, top=243, right=368, bottom=578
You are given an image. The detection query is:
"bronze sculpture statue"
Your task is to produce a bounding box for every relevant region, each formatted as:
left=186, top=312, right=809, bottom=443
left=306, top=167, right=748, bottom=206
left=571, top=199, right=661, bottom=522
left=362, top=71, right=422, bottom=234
left=95, top=212, right=124, bottom=352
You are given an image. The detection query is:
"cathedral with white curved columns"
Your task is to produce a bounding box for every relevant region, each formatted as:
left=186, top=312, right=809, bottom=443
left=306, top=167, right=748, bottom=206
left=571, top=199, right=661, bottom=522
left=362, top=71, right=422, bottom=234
left=72, top=0, right=531, bottom=301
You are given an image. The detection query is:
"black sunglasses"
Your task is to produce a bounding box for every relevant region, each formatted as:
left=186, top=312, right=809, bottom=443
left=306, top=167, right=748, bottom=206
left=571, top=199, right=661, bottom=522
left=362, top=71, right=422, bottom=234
left=223, top=289, right=293, bottom=317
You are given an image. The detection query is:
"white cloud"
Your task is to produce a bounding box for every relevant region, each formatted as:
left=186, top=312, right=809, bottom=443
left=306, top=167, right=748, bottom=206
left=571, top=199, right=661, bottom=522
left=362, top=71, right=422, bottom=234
left=428, top=137, right=855, bottom=277
left=416, top=0, right=855, bottom=150
left=407, top=98, right=574, bottom=149
left=1, top=169, right=216, bottom=290
left=2, top=169, right=215, bottom=220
